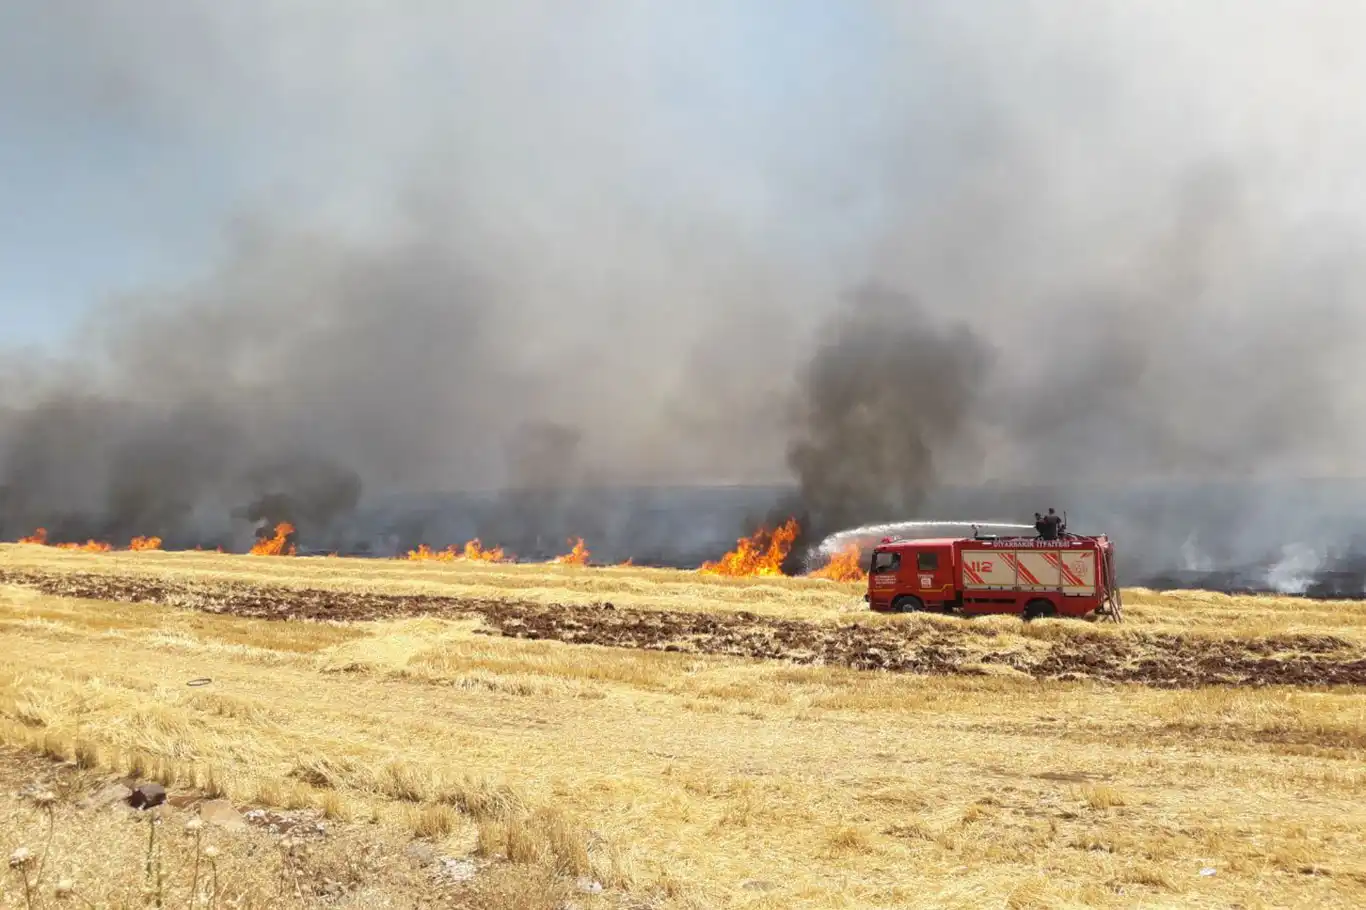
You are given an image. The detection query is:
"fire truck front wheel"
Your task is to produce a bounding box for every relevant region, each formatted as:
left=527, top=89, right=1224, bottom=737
left=1023, top=599, right=1056, bottom=621
left=891, top=595, right=924, bottom=614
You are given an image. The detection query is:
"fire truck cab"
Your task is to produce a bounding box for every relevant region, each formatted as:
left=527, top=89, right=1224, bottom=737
left=866, top=533, right=1121, bottom=621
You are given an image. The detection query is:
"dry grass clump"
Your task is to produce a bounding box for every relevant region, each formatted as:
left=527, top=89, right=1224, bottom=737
left=288, top=754, right=366, bottom=791
left=437, top=776, right=526, bottom=822
left=318, top=789, right=351, bottom=822
left=408, top=802, right=460, bottom=839
left=378, top=759, right=430, bottom=803
left=475, top=805, right=592, bottom=876
left=823, top=824, right=877, bottom=856
left=1077, top=784, right=1129, bottom=810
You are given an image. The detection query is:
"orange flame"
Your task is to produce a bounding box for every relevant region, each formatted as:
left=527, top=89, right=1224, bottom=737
left=16, top=527, right=149, bottom=553
left=406, top=543, right=454, bottom=561
left=464, top=539, right=505, bottom=562
left=553, top=538, right=590, bottom=566
left=249, top=522, right=296, bottom=556
left=809, top=543, right=867, bottom=582
left=54, top=539, right=113, bottom=552
left=406, top=539, right=506, bottom=562
left=699, top=518, right=800, bottom=577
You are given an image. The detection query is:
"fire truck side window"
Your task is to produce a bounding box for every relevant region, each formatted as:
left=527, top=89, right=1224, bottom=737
left=871, top=551, right=900, bottom=573
left=916, top=552, right=939, bottom=572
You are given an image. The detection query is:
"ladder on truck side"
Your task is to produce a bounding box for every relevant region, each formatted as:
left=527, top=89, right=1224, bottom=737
left=1096, top=545, right=1124, bottom=623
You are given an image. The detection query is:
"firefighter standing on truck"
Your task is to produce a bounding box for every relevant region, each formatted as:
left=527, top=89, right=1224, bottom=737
left=1036, top=509, right=1062, bottom=540
left=1043, top=508, right=1064, bottom=540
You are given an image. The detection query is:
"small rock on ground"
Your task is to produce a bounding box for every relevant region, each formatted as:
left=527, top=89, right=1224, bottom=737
left=405, top=843, right=440, bottom=867
left=436, top=858, right=479, bottom=884
left=200, top=799, right=246, bottom=830
left=80, top=782, right=133, bottom=811
left=243, top=808, right=327, bottom=837
left=128, top=783, right=167, bottom=809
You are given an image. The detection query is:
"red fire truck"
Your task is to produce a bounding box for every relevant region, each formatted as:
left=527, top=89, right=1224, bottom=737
left=865, top=532, right=1123, bottom=621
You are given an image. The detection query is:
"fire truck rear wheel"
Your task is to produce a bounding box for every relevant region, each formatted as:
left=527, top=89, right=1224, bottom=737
left=1024, top=599, right=1056, bottom=621
left=891, top=595, right=924, bottom=614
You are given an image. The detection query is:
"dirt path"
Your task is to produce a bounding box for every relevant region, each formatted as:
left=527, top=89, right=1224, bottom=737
left=3, top=567, right=1365, bottom=688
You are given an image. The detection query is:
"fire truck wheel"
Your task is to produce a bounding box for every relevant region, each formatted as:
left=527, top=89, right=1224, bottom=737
left=1024, top=599, right=1056, bottom=621
left=891, top=595, right=924, bottom=614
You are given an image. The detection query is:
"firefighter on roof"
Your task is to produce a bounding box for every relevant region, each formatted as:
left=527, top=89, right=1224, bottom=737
left=1042, top=508, right=1064, bottom=540
left=1036, top=509, right=1057, bottom=540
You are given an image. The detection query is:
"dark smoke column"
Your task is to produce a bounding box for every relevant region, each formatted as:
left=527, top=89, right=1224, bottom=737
left=785, top=285, right=992, bottom=544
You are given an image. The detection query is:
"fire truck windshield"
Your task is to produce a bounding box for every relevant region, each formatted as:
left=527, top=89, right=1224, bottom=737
left=871, top=551, right=899, bottom=573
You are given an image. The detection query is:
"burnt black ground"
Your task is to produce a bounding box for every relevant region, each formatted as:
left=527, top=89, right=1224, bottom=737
left=2, top=568, right=1364, bottom=689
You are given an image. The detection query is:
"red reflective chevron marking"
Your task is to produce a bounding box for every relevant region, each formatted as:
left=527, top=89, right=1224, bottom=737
left=1044, top=552, right=1085, bottom=586
left=1016, top=552, right=1043, bottom=582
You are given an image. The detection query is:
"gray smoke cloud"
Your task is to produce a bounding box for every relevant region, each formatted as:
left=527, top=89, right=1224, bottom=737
left=785, top=285, right=992, bottom=540
left=4, top=1, right=1366, bottom=584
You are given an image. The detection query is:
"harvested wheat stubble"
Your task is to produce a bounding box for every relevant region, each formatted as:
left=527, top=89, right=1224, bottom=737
left=2, top=568, right=1365, bottom=688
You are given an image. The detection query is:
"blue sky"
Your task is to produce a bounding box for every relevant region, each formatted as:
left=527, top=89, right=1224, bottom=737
left=0, top=116, right=235, bottom=346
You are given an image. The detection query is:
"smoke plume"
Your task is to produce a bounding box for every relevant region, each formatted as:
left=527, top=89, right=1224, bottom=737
left=4, top=2, right=1366, bottom=584
left=786, top=286, right=991, bottom=541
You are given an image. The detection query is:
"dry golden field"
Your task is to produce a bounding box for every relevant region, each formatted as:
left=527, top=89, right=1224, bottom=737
left=1, top=544, right=1365, bottom=908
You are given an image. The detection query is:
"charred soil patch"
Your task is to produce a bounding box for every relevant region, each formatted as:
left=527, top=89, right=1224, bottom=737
left=3, top=568, right=1365, bottom=689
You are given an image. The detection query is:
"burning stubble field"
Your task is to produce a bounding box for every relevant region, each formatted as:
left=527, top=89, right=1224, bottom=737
left=1, top=545, right=1365, bottom=908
